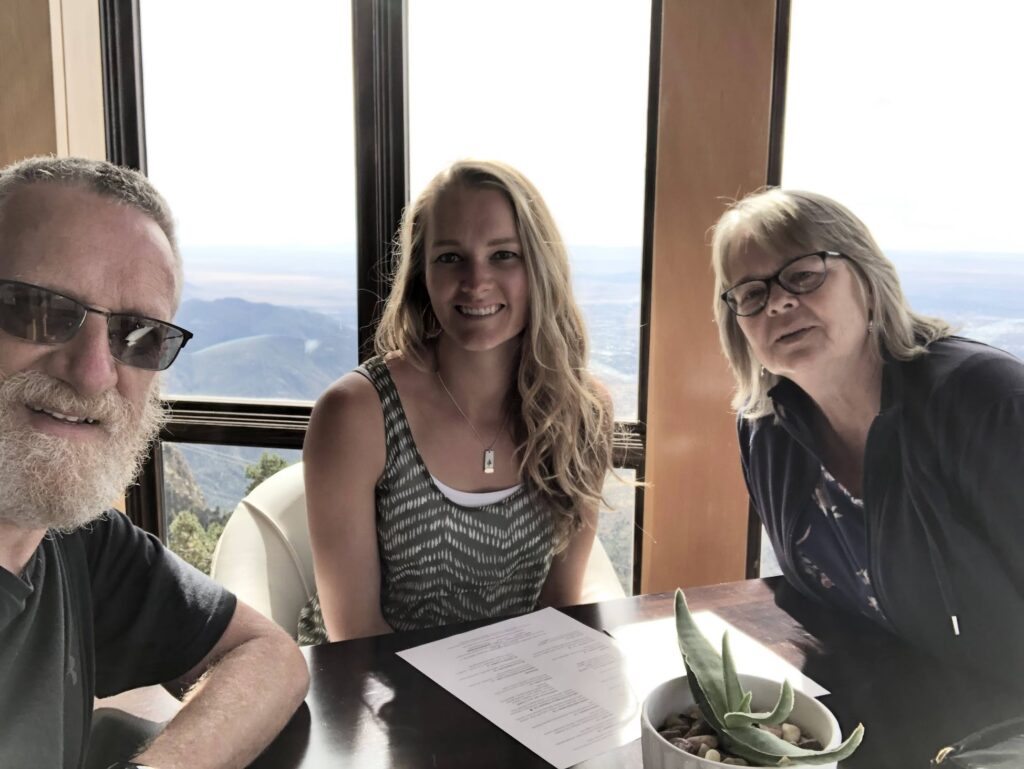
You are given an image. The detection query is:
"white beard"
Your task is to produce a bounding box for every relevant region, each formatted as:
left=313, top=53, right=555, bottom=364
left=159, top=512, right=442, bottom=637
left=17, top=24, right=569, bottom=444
left=0, top=371, right=165, bottom=532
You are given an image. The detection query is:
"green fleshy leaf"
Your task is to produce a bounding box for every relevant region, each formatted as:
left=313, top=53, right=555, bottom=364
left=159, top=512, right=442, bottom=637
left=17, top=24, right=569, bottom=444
left=737, top=690, right=753, bottom=714
left=684, top=661, right=725, bottom=733
left=723, top=679, right=794, bottom=728
left=721, top=632, right=746, bottom=712
left=674, top=589, right=729, bottom=726
left=723, top=722, right=865, bottom=766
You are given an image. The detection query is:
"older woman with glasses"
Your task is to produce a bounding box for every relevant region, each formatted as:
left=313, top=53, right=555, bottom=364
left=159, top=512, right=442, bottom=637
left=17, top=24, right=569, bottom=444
left=711, top=188, right=1024, bottom=681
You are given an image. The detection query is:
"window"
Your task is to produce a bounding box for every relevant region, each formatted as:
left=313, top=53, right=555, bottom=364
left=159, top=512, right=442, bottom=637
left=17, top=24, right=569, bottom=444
left=408, top=0, right=651, bottom=422
left=164, top=444, right=302, bottom=574
left=139, top=0, right=359, bottom=401
left=108, top=0, right=655, bottom=594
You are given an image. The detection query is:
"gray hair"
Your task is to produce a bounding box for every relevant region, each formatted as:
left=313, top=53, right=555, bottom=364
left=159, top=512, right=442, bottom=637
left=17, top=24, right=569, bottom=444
left=0, top=156, right=183, bottom=305
left=710, top=188, right=952, bottom=419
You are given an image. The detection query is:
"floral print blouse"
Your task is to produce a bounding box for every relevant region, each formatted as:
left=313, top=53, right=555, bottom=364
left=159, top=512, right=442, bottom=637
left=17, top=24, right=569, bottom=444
left=792, top=465, right=893, bottom=630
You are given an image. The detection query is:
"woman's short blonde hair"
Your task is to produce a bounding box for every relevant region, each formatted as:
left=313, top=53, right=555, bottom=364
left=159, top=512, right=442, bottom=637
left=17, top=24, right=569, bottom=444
left=710, top=188, right=951, bottom=419
left=376, top=159, right=613, bottom=550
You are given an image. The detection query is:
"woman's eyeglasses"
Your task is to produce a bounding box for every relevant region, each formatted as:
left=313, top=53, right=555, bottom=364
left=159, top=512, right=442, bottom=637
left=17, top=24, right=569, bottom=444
left=720, top=251, right=849, bottom=317
left=0, top=279, right=193, bottom=371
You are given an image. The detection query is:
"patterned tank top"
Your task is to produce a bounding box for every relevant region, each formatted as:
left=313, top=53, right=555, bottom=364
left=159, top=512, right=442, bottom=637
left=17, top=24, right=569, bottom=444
left=297, top=355, right=555, bottom=644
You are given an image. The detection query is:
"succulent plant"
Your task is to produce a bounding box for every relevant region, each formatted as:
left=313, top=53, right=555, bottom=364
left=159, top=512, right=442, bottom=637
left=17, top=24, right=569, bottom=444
left=673, top=589, right=864, bottom=766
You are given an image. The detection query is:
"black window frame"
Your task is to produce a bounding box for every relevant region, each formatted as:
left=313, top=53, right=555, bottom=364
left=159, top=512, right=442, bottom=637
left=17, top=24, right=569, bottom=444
left=102, top=0, right=661, bottom=593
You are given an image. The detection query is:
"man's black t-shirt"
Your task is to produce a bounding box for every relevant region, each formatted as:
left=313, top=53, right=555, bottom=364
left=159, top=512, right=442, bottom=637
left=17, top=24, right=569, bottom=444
left=0, top=511, right=236, bottom=769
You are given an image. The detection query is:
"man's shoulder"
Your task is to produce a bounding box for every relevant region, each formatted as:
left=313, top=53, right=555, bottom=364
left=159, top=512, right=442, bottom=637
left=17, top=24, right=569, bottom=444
left=59, top=509, right=138, bottom=550
left=56, top=510, right=161, bottom=583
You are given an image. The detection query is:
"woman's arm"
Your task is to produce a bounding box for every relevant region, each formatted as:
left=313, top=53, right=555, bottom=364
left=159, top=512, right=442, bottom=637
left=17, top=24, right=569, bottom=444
left=536, top=504, right=599, bottom=608
left=304, top=372, right=392, bottom=641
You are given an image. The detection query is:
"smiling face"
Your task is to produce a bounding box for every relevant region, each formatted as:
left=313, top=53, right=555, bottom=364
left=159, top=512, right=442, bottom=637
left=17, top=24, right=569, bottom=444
left=0, top=182, right=175, bottom=530
left=423, top=183, right=529, bottom=354
left=729, top=240, right=874, bottom=388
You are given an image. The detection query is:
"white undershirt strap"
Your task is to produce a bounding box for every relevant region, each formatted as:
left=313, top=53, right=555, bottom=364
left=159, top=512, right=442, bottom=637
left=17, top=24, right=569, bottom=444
left=430, top=476, right=521, bottom=508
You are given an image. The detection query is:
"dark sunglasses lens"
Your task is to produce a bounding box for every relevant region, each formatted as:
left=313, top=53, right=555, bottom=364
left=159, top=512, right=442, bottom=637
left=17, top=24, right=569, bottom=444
left=107, top=315, right=184, bottom=370
left=0, top=282, right=84, bottom=342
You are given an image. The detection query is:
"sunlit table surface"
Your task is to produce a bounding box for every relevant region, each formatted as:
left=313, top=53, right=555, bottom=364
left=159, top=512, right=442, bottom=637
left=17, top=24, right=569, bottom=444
left=98, top=578, right=1019, bottom=769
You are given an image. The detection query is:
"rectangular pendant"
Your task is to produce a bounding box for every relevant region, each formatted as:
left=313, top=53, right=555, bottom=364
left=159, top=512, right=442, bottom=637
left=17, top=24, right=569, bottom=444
left=483, top=449, right=495, bottom=474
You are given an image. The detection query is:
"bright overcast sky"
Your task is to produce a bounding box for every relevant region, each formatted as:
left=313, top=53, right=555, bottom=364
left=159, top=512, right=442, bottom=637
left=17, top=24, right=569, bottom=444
left=783, top=0, right=1024, bottom=253
left=140, top=0, right=650, bottom=251
left=140, top=1, right=1024, bottom=255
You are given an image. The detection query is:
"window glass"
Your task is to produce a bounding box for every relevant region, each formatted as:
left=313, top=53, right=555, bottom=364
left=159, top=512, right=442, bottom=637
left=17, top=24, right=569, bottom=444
left=600, top=470, right=636, bottom=595
left=164, top=444, right=302, bottom=574
left=139, top=0, right=359, bottom=401
left=783, top=1, right=1024, bottom=361
left=408, top=0, right=652, bottom=422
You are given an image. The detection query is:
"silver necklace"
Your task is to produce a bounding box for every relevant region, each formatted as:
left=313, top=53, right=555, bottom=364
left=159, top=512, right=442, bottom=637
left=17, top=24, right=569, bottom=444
left=435, top=370, right=511, bottom=475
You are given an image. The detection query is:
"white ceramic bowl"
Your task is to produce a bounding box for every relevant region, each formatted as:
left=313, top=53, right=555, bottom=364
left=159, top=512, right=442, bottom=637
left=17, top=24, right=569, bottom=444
left=640, top=674, right=840, bottom=768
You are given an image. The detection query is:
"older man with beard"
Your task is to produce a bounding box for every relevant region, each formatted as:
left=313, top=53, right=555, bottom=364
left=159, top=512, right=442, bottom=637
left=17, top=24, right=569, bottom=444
left=0, top=157, right=309, bottom=769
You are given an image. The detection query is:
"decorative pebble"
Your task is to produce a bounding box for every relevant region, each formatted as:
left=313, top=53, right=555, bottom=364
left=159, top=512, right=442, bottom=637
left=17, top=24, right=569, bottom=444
left=688, top=734, right=719, bottom=749
left=685, top=717, right=715, bottom=738
left=669, top=737, right=694, bottom=752
left=781, top=723, right=802, bottom=743
left=659, top=705, right=817, bottom=765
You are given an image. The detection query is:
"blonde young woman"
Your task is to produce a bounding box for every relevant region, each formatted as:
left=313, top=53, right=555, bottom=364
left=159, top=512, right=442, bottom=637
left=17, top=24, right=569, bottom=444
left=300, top=160, right=612, bottom=644
left=711, top=188, right=1024, bottom=680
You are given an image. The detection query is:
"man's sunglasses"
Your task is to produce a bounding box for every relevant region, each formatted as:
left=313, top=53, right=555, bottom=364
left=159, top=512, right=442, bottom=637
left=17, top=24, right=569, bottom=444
left=720, top=251, right=849, bottom=317
left=0, top=279, right=193, bottom=371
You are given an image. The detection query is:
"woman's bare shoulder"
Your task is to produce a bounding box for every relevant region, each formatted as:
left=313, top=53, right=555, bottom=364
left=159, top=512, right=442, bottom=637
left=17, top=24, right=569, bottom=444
left=316, top=369, right=379, bottom=409
left=306, top=371, right=385, bottom=467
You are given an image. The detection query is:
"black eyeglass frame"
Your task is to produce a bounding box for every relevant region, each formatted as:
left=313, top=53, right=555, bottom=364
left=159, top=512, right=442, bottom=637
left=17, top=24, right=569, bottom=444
left=720, top=250, right=849, bottom=317
left=0, top=278, right=193, bottom=371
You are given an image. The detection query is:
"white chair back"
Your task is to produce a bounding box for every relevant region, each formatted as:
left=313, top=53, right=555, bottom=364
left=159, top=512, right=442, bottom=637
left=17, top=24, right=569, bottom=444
left=210, top=462, right=314, bottom=636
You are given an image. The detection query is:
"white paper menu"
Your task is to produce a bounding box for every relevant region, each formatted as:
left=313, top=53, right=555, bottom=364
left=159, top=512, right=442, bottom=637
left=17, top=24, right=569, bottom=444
left=397, top=607, right=639, bottom=769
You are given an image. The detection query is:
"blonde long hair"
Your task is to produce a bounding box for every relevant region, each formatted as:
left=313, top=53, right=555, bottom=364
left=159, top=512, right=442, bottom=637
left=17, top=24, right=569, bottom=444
left=711, top=188, right=952, bottom=419
left=375, top=160, right=612, bottom=550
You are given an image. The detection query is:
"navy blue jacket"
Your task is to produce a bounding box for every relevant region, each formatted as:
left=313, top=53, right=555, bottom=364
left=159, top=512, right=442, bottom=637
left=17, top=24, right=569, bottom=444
left=739, top=337, right=1024, bottom=680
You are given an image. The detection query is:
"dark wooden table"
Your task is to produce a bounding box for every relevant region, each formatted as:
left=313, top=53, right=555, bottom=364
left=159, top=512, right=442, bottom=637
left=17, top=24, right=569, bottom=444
left=100, top=578, right=1021, bottom=768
